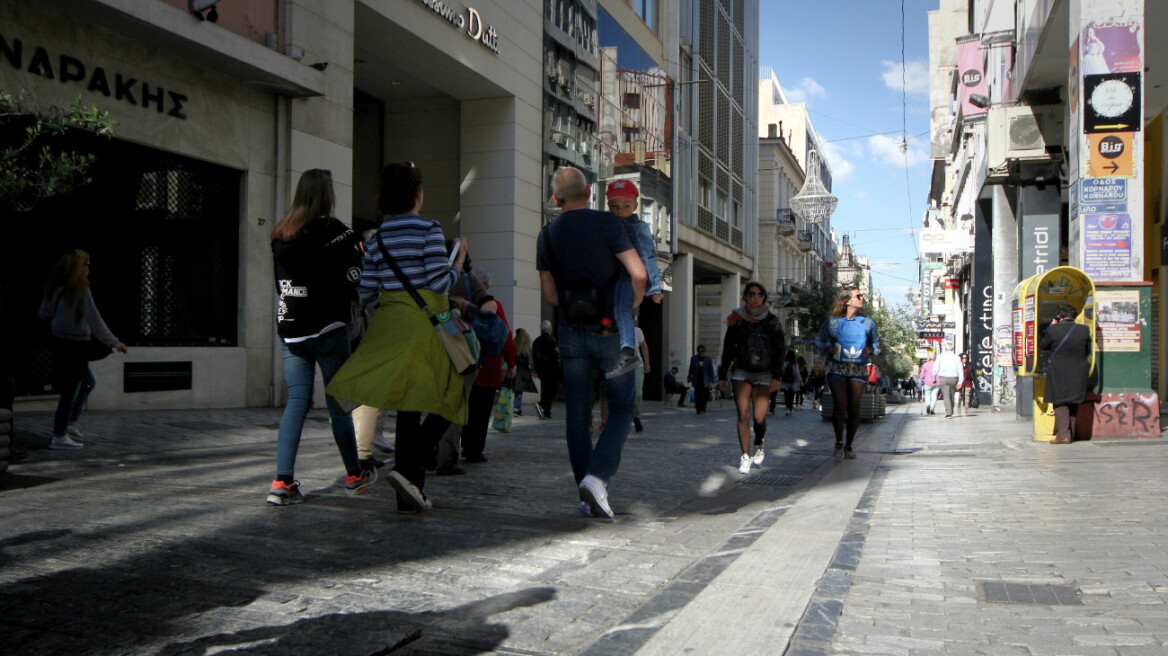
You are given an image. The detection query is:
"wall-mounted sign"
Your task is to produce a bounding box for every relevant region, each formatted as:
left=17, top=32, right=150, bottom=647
left=416, top=0, right=501, bottom=54
left=1096, top=289, right=1140, bottom=352
left=1087, top=131, right=1134, bottom=178
left=1084, top=73, right=1141, bottom=133
left=1083, top=213, right=1132, bottom=280
left=916, top=321, right=956, bottom=332
left=1081, top=178, right=1127, bottom=203
left=957, top=36, right=987, bottom=117
left=0, top=32, right=189, bottom=118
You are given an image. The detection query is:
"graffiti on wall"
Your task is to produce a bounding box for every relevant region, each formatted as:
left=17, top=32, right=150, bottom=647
left=1083, top=393, right=1161, bottom=439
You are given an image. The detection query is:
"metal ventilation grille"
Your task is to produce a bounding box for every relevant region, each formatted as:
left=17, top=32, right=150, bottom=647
left=731, top=226, right=743, bottom=248
left=732, top=35, right=744, bottom=102
left=698, top=207, right=715, bottom=235
left=699, top=68, right=715, bottom=146
left=717, top=90, right=730, bottom=163
left=716, top=218, right=730, bottom=241
left=733, top=0, right=745, bottom=34
left=124, top=361, right=193, bottom=393
left=1008, top=113, right=1043, bottom=150
left=732, top=107, right=743, bottom=175
left=717, top=10, right=730, bottom=90
left=699, top=0, right=715, bottom=67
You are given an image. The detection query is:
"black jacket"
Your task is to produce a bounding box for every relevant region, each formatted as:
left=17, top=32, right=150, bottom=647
left=272, top=217, right=363, bottom=340
left=533, top=333, right=561, bottom=377
left=1038, top=321, right=1092, bottom=405
left=718, top=312, right=786, bottom=381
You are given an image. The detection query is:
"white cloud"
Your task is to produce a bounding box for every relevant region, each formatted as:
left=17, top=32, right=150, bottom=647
left=880, top=60, right=929, bottom=96
left=820, top=141, right=855, bottom=182
left=785, top=77, right=826, bottom=103
left=869, top=134, right=929, bottom=168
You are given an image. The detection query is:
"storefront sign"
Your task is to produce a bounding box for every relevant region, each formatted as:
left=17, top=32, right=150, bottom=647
left=1087, top=132, right=1134, bottom=177
left=0, top=32, right=188, bottom=118
left=916, top=321, right=956, bottom=332
left=1095, top=289, right=1141, bottom=352
left=1083, top=213, right=1132, bottom=280
left=416, top=0, right=501, bottom=54
left=1084, top=73, right=1141, bottom=133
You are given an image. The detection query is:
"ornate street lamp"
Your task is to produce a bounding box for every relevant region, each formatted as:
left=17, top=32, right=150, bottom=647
left=790, top=149, right=837, bottom=225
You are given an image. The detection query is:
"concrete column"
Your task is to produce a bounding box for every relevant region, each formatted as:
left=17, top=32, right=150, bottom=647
left=991, top=185, right=1018, bottom=409
left=460, top=96, right=542, bottom=334
left=668, top=253, right=694, bottom=370
left=720, top=272, right=741, bottom=354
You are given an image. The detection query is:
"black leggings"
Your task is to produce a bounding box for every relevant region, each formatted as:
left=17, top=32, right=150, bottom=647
left=828, top=377, right=865, bottom=448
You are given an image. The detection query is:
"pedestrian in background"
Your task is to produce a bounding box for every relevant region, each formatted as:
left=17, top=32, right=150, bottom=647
left=717, top=282, right=785, bottom=472
left=815, top=288, right=880, bottom=459
left=38, top=250, right=127, bottom=450
left=663, top=366, right=689, bottom=407
left=512, top=328, right=538, bottom=416
left=920, top=353, right=939, bottom=415
left=957, top=353, right=974, bottom=415
left=934, top=343, right=964, bottom=419
left=460, top=269, right=516, bottom=464
left=532, top=320, right=560, bottom=419
left=687, top=345, right=715, bottom=415
left=266, top=169, right=370, bottom=505
left=536, top=166, right=647, bottom=518
left=326, top=162, right=468, bottom=513
left=1039, top=304, right=1092, bottom=444
left=795, top=355, right=809, bottom=407
left=778, top=350, right=801, bottom=416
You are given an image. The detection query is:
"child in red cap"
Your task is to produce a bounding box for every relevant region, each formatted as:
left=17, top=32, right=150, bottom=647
left=604, top=179, right=663, bottom=379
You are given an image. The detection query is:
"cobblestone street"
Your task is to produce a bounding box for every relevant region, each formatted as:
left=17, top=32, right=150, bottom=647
left=1, top=398, right=1165, bottom=655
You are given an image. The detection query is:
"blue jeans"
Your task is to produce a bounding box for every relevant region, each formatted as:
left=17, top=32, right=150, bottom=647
left=613, top=273, right=635, bottom=352
left=51, top=339, right=95, bottom=437
left=559, top=323, right=636, bottom=484
left=276, top=327, right=360, bottom=478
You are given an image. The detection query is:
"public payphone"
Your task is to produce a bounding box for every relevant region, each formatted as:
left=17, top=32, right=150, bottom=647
left=1012, top=266, right=1096, bottom=439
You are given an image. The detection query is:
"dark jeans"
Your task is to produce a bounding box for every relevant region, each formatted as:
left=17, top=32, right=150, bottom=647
left=276, top=328, right=359, bottom=478
left=537, top=368, right=559, bottom=416
left=559, top=324, right=636, bottom=484
left=694, top=384, right=710, bottom=413
left=783, top=388, right=796, bottom=412
left=461, top=384, right=498, bottom=459
left=1054, top=404, right=1079, bottom=442
left=395, top=410, right=452, bottom=499
left=51, top=339, right=95, bottom=437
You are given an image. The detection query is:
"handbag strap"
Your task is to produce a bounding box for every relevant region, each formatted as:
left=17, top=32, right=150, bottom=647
left=373, top=228, right=441, bottom=327
left=1048, top=323, right=1078, bottom=361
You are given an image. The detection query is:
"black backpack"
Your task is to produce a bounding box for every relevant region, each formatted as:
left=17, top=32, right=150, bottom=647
left=781, top=362, right=797, bottom=383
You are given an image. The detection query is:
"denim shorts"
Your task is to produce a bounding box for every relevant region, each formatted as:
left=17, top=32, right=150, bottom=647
left=729, top=368, right=772, bottom=386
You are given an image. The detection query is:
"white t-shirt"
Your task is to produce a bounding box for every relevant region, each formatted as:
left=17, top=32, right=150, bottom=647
left=634, top=326, right=645, bottom=348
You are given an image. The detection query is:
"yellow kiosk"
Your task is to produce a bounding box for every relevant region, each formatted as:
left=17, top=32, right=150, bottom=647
left=1012, top=266, right=1096, bottom=440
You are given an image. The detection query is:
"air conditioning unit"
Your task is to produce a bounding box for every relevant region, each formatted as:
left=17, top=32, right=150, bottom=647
left=987, top=105, right=1063, bottom=171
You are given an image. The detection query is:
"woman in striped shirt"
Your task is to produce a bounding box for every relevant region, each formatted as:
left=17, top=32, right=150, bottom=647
left=327, top=162, right=469, bottom=513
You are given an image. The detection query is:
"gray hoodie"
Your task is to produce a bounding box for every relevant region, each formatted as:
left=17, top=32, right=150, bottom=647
left=38, top=288, right=119, bottom=347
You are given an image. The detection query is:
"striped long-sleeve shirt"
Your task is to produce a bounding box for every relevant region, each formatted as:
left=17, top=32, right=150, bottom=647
left=360, top=213, right=458, bottom=299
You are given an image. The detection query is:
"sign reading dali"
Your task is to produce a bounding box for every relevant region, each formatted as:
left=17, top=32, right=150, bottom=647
left=417, top=0, right=501, bottom=54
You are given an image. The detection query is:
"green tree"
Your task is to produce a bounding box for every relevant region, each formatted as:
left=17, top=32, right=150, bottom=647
left=867, top=301, right=918, bottom=380
left=0, top=91, right=116, bottom=212
left=789, top=279, right=839, bottom=341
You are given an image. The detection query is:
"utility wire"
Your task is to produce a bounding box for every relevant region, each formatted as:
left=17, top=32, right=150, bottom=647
left=900, top=0, right=920, bottom=262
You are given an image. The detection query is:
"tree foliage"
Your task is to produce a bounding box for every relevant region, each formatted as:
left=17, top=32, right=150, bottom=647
left=867, top=301, right=918, bottom=380
left=0, top=91, right=117, bottom=212
left=789, top=279, right=839, bottom=342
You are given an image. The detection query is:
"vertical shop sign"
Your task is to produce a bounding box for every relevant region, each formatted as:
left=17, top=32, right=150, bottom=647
left=972, top=207, right=994, bottom=401
left=957, top=36, right=987, bottom=117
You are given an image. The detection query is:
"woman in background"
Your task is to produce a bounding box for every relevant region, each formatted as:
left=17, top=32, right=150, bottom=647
left=39, top=250, right=127, bottom=450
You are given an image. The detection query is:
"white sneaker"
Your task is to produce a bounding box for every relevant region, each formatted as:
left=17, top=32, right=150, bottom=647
left=751, top=446, right=765, bottom=466
left=578, top=474, right=614, bottom=518
left=738, top=453, right=752, bottom=474
left=49, top=435, right=83, bottom=449
left=66, top=424, right=85, bottom=439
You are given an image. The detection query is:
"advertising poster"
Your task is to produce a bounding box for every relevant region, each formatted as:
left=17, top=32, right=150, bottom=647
left=1082, top=21, right=1142, bottom=75
left=957, top=36, right=987, bottom=117
left=1013, top=305, right=1024, bottom=366
left=1087, top=131, right=1134, bottom=177
left=1024, top=295, right=1036, bottom=362
left=1083, top=213, right=1132, bottom=280
left=1095, top=289, right=1141, bottom=352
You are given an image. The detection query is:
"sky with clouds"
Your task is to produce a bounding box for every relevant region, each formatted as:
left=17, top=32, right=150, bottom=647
left=759, top=0, right=936, bottom=307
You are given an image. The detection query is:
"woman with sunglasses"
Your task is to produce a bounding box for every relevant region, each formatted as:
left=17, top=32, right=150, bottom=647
left=815, top=288, right=881, bottom=459
left=716, top=282, right=786, bottom=473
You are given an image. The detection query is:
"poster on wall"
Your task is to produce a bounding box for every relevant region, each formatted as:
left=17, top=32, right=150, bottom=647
left=1082, top=21, right=1143, bottom=76
left=1095, top=289, right=1141, bottom=352
left=1087, top=132, right=1135, bottom=177
left=1083, top=213, right=1133, bottom=280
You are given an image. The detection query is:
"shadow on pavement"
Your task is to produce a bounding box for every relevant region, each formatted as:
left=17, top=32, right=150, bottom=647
left=157, top=587, right=556, bottom=656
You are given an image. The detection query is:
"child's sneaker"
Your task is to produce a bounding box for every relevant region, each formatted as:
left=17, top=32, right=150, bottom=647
left=266, top=480, right=304, bottom=506
left=605, top=348, right=642, bottom=379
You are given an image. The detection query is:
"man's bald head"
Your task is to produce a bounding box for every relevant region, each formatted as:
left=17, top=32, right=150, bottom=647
left=553, top=167, right=590, bottom=209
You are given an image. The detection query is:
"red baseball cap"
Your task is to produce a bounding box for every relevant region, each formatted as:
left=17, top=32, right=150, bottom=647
left=606, top=180, right=639, bottom=201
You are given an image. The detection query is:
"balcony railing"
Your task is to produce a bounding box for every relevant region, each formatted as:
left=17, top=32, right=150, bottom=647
left=797, top=229, right=813, bottom=252
left=777, top=208, right=795, bottom=235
